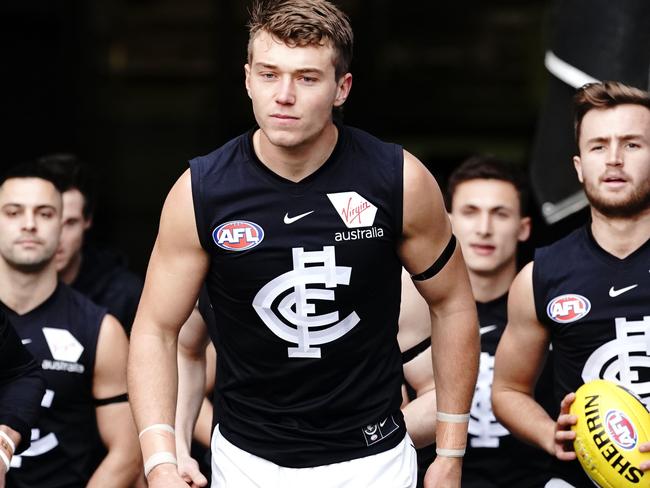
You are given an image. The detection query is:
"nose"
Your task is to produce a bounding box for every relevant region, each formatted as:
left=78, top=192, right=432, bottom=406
left=276, top=76, right=295, bottom=105
left=22, top=211, right=37, bottom=232
left=476, top=213, right=492, bottom=237
left=606, top=144, right=624, bottom=167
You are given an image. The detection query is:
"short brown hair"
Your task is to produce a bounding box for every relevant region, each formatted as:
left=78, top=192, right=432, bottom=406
left=574, top=81, right=650, bottom=146
left=247, top=0, right=353, bottom=79
left=446, top=155, right=529, bottom=216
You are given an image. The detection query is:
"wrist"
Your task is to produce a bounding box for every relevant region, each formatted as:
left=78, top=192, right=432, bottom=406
left=147, top=461, right=178, bottom=481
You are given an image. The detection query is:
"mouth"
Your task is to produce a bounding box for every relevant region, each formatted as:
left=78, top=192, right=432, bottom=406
left=469, top=244, right=496, bottom=256
left=270, top=114, right=299, bottom=120
left=601, top=173, right=628, bottom=185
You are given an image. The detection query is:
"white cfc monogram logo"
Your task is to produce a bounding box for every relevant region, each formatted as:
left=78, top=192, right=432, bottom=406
left=583, top=316, right=650, bottom=407
left=253, top=246, right=360, bottom=358
left=468, top=352, right=508, bottom=447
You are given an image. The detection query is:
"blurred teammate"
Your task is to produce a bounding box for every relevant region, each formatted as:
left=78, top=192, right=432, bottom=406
left=0, top=163, right=141, bottom=487
left=38, top=154, right=143, bottom=335
left=128, top=1, right=479, bottom=487
left=492, top=81, right=650, bottom=486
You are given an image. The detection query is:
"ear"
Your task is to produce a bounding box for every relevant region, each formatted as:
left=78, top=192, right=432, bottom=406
left=244, top=64, right=252, bottom=99
left=333, top=73, right=352, bottom=107
left=518, top=216, right=531, bottom=242
left=573, top=155, right=584, bottom=183
left=84, top=216, right=93, bottom=231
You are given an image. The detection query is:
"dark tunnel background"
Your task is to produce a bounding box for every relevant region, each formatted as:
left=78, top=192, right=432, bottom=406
left=1, top=0, right=594, bottom=276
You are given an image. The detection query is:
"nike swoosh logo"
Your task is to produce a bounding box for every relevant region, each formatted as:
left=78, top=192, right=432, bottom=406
left=21, top=338, right=32, bottom=345
left=479, top=325, right=497, bottom=336
left=379, top=418, right=388, bottom=427
left=284, top=211, right=314, bottom=224
left=609, top=284, right=638, bottom=297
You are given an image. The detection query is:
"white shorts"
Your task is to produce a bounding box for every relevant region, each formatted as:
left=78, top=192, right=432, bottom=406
left=211, top=425, right=417, bottom=488
left=545, top=479, right=576, bottom=488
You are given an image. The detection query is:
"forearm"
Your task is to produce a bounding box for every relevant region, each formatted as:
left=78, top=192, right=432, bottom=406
left=0, top=425, right=19, bottom=480
left=128, top=326, right=179, bottom=457
left=402, top=389, right=436, bottom=448
left=175, top=352, right=207, bottom=456
left=492, top=387, right=555, bottom=454
left=431, top=307, right=479, bottom=449
left=193, top=398, right=213, bottom=448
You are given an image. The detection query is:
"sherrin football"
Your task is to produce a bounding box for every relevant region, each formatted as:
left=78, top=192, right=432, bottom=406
left=570, top=379, right=650, bottom=487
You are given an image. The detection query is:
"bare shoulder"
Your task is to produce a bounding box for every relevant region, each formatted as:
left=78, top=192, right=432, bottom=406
left=399, top=150, right=451, bottom=274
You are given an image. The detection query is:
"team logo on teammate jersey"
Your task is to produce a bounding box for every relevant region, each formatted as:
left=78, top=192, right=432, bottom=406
left=327, top=192, right=384, bottom=242
left=252, top=246, right=360, bottom=358
left=11, top=389, right=58, bottom=468
left=469, top=352, right=509, bottom=447
left=583, top=316, right=650, bottom=407
left=212, top=220, right=264, bottom=251
left=605, top=410, right=638, bottom=450
left=547, top=294, right=591, bottom=323
left=41, top=328, right=85, bottom=373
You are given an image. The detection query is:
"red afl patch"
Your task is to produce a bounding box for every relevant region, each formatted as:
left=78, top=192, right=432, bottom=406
left=212, top=221, right=264, bottom=251
left=546, top=294, right=591, bottom=323
left=605, top=409, right=638, bottom=450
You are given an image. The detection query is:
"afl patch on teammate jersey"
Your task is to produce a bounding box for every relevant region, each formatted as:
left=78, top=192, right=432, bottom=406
left=547, top=294, right=591, bottom=323
left=213, top=220, right=264, bottom=251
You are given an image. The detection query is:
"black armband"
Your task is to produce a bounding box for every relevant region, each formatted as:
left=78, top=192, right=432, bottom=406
left=94, top=393, right=129, bottom=406
left=411, top=234, right=456, bottom=281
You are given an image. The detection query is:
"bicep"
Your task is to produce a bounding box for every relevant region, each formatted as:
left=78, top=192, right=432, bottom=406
left=494, top=263, right=550, bottom=395
left=93, top=315, right=128, bottom=399
left=134, top=170, right=210, bottom=337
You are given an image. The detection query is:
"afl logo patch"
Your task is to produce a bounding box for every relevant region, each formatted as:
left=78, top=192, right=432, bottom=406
left=547, top=294, right=591, bottom=323
left=605, top=410, right=637, bottom=450
left=212, top=221, right=264, bottom=251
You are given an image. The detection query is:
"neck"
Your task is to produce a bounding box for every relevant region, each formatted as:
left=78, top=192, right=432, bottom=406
left=254, top=122, right=338, bottom=182
left=0, top=260, right=58, bottom=315
left=590, top=207, right=650, bottom=258
left=59, top=252, right=82, bottom=285
left=469, top=260, right=517, bottom=303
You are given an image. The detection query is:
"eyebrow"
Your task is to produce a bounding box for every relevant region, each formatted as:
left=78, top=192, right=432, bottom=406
left=586, top=134, right=645, bottom=144
left=1, top=203, right=58, bottom=211
left=253, top=63, right=325, bottom=75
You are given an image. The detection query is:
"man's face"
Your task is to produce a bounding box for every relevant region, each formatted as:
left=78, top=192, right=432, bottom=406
left=574, top=104, right=650, bottom=218
left=0, top=178, right=62, bottom=272
left=54, top=189, right=91, bottom=273
left=450, top=179, right=530, bottom=276
left=244, top=30, right=352, bottom=150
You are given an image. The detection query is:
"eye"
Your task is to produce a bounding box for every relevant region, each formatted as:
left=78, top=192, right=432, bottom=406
left=2, top=207, right=20, bottom=217
left=300, top=75, right=318, bottom=84
left=625, top=142, right=640, bottom=149
left=259, top=72, right=276, bottom=80
left=39, top=209, right=55, bottom=219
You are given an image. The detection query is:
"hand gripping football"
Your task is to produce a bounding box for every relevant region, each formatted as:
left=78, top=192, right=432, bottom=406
left=571, top=379, right=650, bottom=487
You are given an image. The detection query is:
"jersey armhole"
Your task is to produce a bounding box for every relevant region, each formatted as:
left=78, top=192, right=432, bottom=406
left=189, top=159, right=211, bottom=251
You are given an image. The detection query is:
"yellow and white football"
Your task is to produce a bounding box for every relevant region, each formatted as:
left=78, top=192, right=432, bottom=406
left=571, top=379, right=650, bottom=487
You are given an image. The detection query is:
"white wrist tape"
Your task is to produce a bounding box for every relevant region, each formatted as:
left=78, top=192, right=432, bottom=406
left=144, top=451, right=177, bottom=477
left=436, top=447, right=466, bottom=457
left=436, top=412, right=470, bottom=423
left=138, top=423, right=175, bottom=439
left=0, top=450, right=10, bottom=472
left=0, top=431, right=16, bottom=455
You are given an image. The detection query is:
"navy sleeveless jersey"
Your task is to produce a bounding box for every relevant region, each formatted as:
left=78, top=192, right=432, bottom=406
left=533, top=225, right=650, bottom=486
left=190, top=125, right=406, bottom=467
left=1, top=284, right=104, bottom=488
left=463, top=294, right=553, bottom=487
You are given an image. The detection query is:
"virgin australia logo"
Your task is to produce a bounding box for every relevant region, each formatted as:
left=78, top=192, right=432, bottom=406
left=252, top=246, right=360, bottom=358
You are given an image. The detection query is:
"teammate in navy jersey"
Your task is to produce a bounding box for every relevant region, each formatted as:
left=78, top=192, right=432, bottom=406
left=37, top=154, right=143, bottom=335
left=0, top=164, right=141, bottom=487
left=400, top=156, right=555, bottom=487
left=0, top=309, right=46, bottom=488
left=492, top=81, right=650, bottom=487
left=127, top=1, right=479, bottom=487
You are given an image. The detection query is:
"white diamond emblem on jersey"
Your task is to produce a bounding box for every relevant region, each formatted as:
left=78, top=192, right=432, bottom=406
left=582, top=316, right=650, bottom=407
left=42, top=327, right=84, bottom=362
left=327, top=192, right=378, bottom=228
left=252, top=246, right=360, bottom=358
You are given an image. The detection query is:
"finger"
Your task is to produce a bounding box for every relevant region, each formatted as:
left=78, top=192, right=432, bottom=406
left=559, top=392, right=576, bottom=414
left=639, top=442, right=650, bottom=453
left=556, top=413, right=578, bottom=428
left=555, top=430, right=576, bottom=442
left=556, top=449, right=577, bottom=461
left=640, top=460, right=650, bottom=471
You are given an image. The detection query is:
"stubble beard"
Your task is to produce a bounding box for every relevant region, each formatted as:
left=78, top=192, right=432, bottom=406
left=584, top=179, right=650, bottom=218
